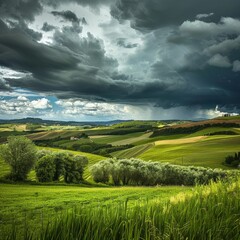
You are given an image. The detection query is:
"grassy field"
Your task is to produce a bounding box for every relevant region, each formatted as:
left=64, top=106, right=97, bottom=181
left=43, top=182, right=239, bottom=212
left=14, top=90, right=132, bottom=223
left=1, top=119, right=240, bottom=239
left=111, top=143, right=154, bottom=158
left=1, top=178, right=239, bottom=240
left=111, top=132, right=152, bottom=146
left=91, top=132, right=143, bottom=144
left=140, top=135, right=240, bottom=168
left=0, top=183, right=189, bottom=239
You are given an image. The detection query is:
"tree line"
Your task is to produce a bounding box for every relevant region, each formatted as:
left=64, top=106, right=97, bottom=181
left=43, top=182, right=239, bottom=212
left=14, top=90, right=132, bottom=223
left=0, top=136, right=88, bottom=183
left=225, top=152, right=240, bottom=167
left=151, top=123, right=240, bottom=137
left=91, top=158, right=229, bottom=186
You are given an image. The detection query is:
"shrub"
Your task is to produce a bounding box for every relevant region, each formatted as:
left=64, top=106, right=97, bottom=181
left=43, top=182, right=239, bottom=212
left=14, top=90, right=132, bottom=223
left=225, top=152, right=240, bottom=167
left=53, top=153, right=67, bottom=181
left=0, top=136, right=37, bottom=181
left=35, top=155, right=56, bottom=182
left=90, top=158, right=229, bottom=186
left=35, top=151, right=89, bottom=183
left=64, top=155, right=88, bottom=183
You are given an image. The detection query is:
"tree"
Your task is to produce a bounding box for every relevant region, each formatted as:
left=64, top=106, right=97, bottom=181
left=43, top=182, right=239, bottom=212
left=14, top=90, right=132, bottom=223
left=0, top=136, right=37, bottom=181
left=35, top=155, right=56, bottom=182
left=64, top=155, right=88, bottom=183
left=53, top=153, right=67, bottom=181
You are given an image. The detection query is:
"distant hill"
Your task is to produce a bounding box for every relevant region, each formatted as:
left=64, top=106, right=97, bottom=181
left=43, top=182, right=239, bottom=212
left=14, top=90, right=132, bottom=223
left=0, top=118, right=133, bottom=126
left=151, top=116, right=240, bottom=137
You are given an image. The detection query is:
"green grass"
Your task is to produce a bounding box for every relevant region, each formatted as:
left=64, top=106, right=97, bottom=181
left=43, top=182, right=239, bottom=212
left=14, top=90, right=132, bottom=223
left=139, top=135, right=240, bottom=168
left=0, top=157, right=10, bottom=178
left=111, top=132, right=152, bottom=146
left=5, top=177, right=240, bottom=240
left=216, top=115, right=240, bottom=120
left=134, top=134, right=187, bottom=146
left=0, top=183, right=189, bottom=239
left=186, top=127, right=240, bottom=137
left=91, top=132, right=143, bottom=144
left=111, top=143, right=154, bottom=158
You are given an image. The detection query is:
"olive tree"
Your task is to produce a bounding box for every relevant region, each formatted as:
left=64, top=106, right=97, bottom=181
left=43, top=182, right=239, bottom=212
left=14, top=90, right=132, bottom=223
left=0, top=136, right=37, bottom=181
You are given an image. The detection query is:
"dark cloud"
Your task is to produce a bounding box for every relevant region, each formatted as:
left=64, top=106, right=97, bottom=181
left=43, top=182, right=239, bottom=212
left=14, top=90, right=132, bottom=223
left=0, top=21, right=79, bottom=73
left=41, top=22, right=56, bottom=32
left=0, top=1, right=240, bottom=113
left=111, top=73, right=130, bottom=81
left=117, top=38, right=138, bottom=48
left=0, top=77, right=11, bottom=91
left=0, top=0, right=42, bottom=22
left=82, top=17, right=87, bottom=25
left=8, top=20, right=42, bottom=41
left=111, top=0, right=240, bottom=31
left=52, top=25, right=117, bottom=70
left=42, top=0, right=113, bottom=8
left=51, top=10, right=80, bottom=23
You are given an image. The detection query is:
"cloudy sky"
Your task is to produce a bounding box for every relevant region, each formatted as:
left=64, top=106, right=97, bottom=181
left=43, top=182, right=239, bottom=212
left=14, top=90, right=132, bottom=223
left=0, top=0, right=240, bottom=121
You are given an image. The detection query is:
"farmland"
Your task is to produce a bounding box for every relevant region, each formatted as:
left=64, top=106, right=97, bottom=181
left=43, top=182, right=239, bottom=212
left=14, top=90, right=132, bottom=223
left=0, top=118, right=240, bottom=239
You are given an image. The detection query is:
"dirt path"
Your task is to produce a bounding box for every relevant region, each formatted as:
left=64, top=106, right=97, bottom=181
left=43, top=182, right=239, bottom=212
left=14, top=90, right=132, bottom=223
left=155, top=136, right=207, bottom=145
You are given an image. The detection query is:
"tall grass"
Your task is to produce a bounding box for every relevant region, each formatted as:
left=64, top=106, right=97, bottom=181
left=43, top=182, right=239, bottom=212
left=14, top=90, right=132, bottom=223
left=8, top=177, right=240, bottom=240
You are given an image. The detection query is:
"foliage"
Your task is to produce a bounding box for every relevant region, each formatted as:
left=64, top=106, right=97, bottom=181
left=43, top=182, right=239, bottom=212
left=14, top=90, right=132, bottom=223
left=0, top=136, right=37, bottom=181
left=35, top=151, right=88, bottom=183
left=35, top=138, right=133, bottom=157
left=151, top=123, right=240, bottom=137
left=26, top=124, right=42, bottom=131
left=64, top=155, right=88, bottom=183
left=91, top=158, right=231, bottom=186
left=225, top=152, right=240, bottom=167
left=205, top=130, right=238, bottom=136
left=35, top=155, right=56, bottom=182
left=53, top=153, right=67, bottom=181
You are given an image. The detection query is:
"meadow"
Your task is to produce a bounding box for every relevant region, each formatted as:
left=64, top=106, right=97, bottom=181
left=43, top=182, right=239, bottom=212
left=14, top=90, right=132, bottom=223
left=0, top=118, right=240, bottom=239
left=1, top=178, right=239, bottom=240
left=140, top=135, right=240, bottom=168
left=0, top=184, right=189, bottom=239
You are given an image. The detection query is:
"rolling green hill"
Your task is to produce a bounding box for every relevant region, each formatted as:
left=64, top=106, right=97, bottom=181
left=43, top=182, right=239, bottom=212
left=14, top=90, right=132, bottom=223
left=139, top=135, right=240, bottom=168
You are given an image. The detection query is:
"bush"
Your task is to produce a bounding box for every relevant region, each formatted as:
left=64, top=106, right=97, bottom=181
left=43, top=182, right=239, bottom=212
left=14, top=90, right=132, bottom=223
left=225, top=152, right=240, bottom=167
left=90, top=158, right=230, bottom=186
left=64, top=155, right=88, bottom=183
left=35, top=155, right=56, bottom=182
left=35, top=151, right=88, bottom=183
left=53, top=153, right=67, bottom=181
left=0, top=136, right=37, bottom=181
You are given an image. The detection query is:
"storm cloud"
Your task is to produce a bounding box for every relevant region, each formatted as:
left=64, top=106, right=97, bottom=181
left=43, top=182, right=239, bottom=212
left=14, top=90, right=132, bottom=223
left=111, top=0, right=240, bottom=31
left=51, top=10, right=80, bottom=23
left=0, top=0, right=240, bottom=119
left=0, top=0, right=42, bottom=22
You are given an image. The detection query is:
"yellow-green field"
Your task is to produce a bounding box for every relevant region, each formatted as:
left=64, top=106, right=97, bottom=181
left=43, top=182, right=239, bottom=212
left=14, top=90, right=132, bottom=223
left=0, top=183, right=190, bottom=238
left=140, top=135, right=240, bottom=168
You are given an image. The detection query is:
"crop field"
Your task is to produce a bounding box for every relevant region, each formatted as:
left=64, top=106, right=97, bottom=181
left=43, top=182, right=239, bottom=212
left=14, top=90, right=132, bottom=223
left=154, top=136, right=207, bottom=145
left=111, top=132, right=152, bottom=146
left=111, top=143, right=155, bottom=158
left=90, top=132, right=143, bottom=144
left=140, top=135, right=240, bottom=168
